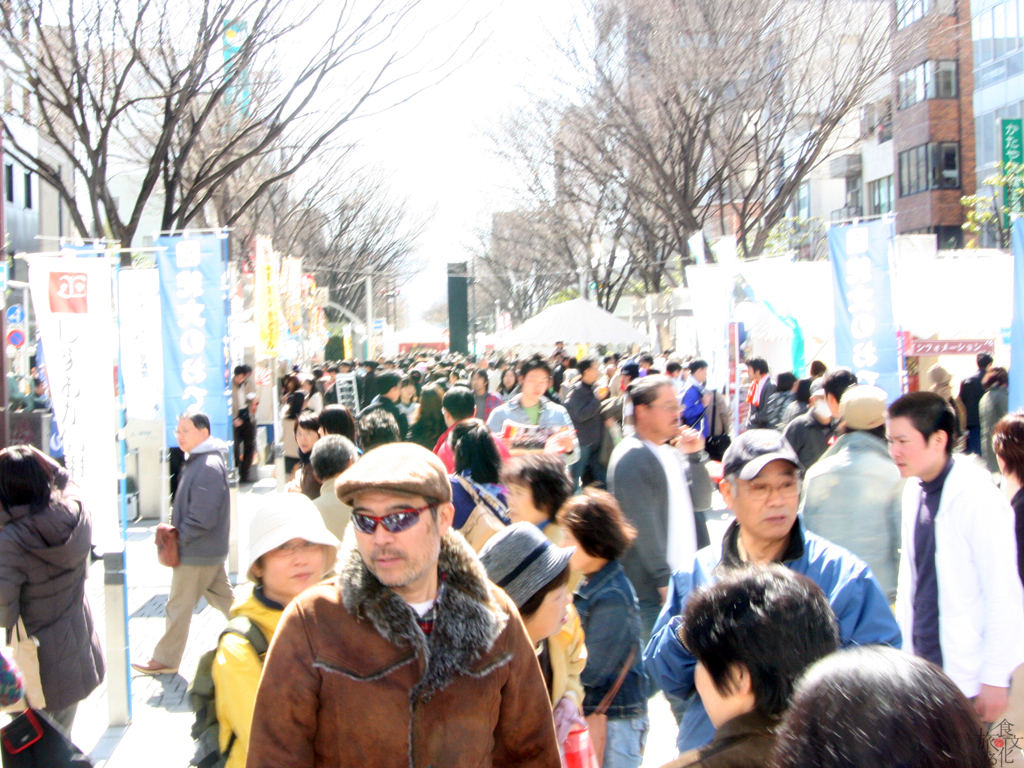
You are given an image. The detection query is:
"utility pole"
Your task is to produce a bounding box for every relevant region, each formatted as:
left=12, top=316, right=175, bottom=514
left=364, top=274, right=372, bottom=359
left=0, top=131, right=8, bottom=449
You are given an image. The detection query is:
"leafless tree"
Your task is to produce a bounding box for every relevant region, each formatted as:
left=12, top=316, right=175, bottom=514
left=575, top=0, right=907, bottom=259
left=0, top=0, right=474, bottom=249
left=484, top=98, right=647, bottom=317
left=471, top=211, right=575, bottom=326
left=258, top=163, right=426, bottom=322
left=490, top=0, right=915, bottom=288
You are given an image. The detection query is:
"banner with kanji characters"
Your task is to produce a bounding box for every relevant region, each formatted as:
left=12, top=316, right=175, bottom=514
left=282, top=256, right=303, bottom=336
left=254, top=236, right=280, bottom=358
left=156, top=234, right=229, bottom=446
left=119, top=268, right=163, bottom=422
left=28, top=255, right=118, bottom=546
left=1010, top=218, right=1024, bottom=411
left=828, top=218, right=901, bottom=401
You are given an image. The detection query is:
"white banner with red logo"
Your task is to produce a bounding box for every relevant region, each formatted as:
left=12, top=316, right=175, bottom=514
left=28, top=256, right=118, bottom=547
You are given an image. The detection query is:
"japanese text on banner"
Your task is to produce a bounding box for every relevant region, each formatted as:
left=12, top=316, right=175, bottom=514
left=828, top=218, right=902, bottom=401
left=156, top=234, right=229, bottom=446
left=28, top=256, right=118, bottom=548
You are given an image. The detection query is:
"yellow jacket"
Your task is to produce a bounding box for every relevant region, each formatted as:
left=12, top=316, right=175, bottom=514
left=546, top=603, right=587, bottom=710
left=543, top=522, right=582, bottom=592
left=211, top=584, right=283, bottom=768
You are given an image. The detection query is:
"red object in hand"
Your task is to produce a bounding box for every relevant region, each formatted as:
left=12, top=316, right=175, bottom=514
left=563, top=725, right=600, bottom=768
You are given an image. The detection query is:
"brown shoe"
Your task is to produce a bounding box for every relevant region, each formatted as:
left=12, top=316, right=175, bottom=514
left=131, top=659, right=177, bottom=676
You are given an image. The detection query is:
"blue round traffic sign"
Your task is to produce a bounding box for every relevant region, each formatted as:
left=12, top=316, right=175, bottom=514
left=7, top=329, right=24, bottom=348
left=5, top=305, right=24, bottom=325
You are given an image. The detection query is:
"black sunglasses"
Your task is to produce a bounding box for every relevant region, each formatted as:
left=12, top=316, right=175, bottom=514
left=351, top=504, right=436, bottom=535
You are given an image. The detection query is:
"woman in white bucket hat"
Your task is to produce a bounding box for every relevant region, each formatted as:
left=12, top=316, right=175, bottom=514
left=210, top=494, right=339, bottom=768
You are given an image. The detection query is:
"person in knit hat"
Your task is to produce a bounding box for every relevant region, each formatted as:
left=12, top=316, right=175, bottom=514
left=210, top=494, right=339, bottom=768
left=247, top=443, right=561, bottom=768
left=480, top=522, right=585, bottom=757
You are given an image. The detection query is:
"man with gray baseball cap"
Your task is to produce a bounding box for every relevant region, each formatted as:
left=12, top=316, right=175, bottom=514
left=644, top=429, right=901, bottom=753
left=247, top=443, right=560, bottom=768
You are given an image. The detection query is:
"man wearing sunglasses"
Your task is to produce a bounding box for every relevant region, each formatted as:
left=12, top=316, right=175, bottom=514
left=247, top=442, right=560, bottom=768
left=644, top=429, right=902, bottom=754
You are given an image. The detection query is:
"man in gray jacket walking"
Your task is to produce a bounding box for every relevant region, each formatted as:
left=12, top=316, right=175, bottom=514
left=607, top=376, right=708, bottom=643
left=132, top=411, right=233, bottom=675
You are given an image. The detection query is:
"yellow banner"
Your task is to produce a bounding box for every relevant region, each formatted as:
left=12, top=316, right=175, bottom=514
left=282, top=257, right=303, bottom=335
left=254, top=236, right=280, bottom=357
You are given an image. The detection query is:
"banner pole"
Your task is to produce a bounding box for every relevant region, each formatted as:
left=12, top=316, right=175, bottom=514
left=106, top=259, right=132, bottom=726
left=223, top=235, right=239, bottom=579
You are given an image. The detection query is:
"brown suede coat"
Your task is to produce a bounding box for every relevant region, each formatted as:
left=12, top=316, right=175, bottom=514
left=245, top=531, right=561, bottom=768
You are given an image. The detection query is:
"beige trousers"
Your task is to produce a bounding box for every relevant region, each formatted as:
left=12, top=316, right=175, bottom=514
left=152, top=562, right=233, bottom=668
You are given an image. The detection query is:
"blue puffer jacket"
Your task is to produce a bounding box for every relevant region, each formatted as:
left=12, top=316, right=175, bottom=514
left=643, top=518, right=901, bottom=751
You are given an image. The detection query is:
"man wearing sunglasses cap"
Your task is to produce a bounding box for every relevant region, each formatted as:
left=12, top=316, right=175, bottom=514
left=247, top=442, right=560, bottom=768
left=644, top=429, right=901, bottom=754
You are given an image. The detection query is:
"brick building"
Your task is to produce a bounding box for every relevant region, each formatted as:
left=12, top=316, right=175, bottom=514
left=891, top=0, right=976, bottom=248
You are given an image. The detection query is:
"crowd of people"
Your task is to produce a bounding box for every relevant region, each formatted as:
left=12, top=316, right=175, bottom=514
left=1, top=343, right=1022, bottom=768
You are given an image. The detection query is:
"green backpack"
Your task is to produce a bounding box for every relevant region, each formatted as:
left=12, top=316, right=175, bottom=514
left=188, top=617, right=270, bottom=768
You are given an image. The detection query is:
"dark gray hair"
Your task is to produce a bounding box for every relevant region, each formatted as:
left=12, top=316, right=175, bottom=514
left=310, top=435, right=358, bottom=481
left=628, top=375, right=675, bottom=408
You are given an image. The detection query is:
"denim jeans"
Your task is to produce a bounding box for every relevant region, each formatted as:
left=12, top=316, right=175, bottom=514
left=572, top=443, right=607, bottom=488
left=966, top=426, right=982, bottom=456
left=603, top=715, right=649, bottom=768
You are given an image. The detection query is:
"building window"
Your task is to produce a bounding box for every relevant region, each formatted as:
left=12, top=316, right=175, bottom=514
left=4, top=164, right=12, bottom=204
left=897, top=61, right=958, bottom=109
left=796, top=181, right=811, bottom=220
left=897, top=0, right=929, bottom=30
left=974, top=0, right=1023, bottom=76
left=22, top=171, right=31, bottom=210
left=898, top=143, right=960, bottom=196
left=868, top=176, right=894, bottom=215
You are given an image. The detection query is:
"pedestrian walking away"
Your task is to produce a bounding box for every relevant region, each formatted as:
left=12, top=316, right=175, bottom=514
left=958, top=352, right=992, bottom=456
left=0, top=445, right=104, bottom=733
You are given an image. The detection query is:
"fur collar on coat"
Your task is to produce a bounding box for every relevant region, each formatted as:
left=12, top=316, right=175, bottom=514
left=338, top=530, right=509, bottom=696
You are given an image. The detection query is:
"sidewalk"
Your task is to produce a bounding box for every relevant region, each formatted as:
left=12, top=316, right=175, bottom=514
left=69, top=466, right=693, bottom=766
left=72, top=470, right=280, bottom=767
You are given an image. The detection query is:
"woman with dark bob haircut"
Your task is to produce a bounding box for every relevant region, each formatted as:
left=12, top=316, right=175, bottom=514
left=559, top=490, right=648, bottom=768
left=772, top=645, right=989, bottom=768
left=0, top=446, right=104, bottom=733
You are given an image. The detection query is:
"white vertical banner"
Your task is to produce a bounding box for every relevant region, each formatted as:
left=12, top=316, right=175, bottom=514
left=29, top=256, right=119, bottom=548
left=118, top=269, right=163, bottom=422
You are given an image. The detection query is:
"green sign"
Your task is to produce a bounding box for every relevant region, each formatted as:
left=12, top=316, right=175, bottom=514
left=1003, top=118, right=1024, bottom=227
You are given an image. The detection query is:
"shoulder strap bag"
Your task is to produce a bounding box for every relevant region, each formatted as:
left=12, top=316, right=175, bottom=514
left=584, top=647, right=637, bottom=767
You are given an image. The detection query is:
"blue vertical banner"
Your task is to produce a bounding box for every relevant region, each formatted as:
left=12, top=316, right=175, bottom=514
left=34, top=340, right=64, bottom=460
left=828, top=217, right=901, bottom=401
left=156, top=234, right=230, bottom=447
left=1010, top=219, right=1024, bottom=411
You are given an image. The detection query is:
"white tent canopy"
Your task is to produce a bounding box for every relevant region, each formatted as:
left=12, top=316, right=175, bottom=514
left=495, top=298, right=647, bottom=350
left=394, top=321, right=447, bottom=345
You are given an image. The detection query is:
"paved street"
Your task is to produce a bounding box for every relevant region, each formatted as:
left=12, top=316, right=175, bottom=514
left=66, top=466, right=718, bottom=767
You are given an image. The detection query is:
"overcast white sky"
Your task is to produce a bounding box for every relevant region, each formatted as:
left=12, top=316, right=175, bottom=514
left=343, top=0, right=579, bottom=322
